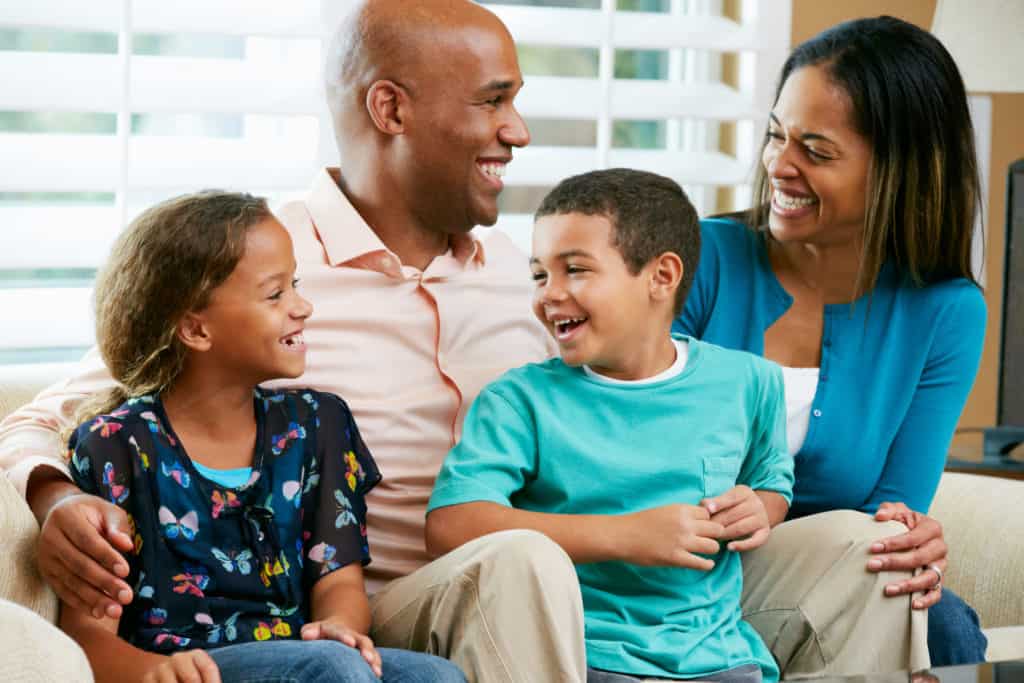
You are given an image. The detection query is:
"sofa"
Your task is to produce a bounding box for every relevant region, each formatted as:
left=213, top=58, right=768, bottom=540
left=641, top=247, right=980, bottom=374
left=1, top=363, right=1022, bottom=682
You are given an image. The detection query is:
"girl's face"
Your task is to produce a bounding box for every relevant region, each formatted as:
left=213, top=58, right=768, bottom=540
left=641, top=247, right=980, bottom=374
left=194, top=218, right=313, bottom=384
left=761, top=64, right=873, bottom=249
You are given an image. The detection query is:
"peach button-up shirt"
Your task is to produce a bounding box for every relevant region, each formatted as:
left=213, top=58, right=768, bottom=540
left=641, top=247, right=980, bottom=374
left=0, top=168, right=555, bottom=592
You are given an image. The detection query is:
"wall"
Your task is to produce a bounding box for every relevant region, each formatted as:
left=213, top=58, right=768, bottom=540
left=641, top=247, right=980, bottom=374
left=791, top=1, right=1024, bottom=453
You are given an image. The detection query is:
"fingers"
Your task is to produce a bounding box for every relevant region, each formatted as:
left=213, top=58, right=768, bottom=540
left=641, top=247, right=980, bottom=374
left=66, top=505, right=132, bottom=579
left=301, top=621, right=358, bottom=648
left=718, top=515, right=763, bottom=541
left=673, top=549, right=716, bottom=571
left=700, top=486, right=749, bottom=515
left=692, top=520, right=725, bottom=539
left=727, top=527, right=770, bottom=552
left=353, top=634, right=382, bottom=677
left=192, top=650, right=221, bottom=683
left=870, top=516, right=943, bottom=555
left=103, top=507, right=136, bottom=553
left=868, top=537, right=947, bottom=573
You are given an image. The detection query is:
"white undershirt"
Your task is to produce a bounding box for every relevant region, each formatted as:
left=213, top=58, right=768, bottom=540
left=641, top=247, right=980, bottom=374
left=583, top=339, right=689, bottom=385
left=780, top=366, right=819, bottom=456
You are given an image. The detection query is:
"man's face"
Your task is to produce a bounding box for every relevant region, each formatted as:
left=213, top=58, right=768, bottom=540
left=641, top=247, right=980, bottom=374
left=402, top=23, right=530, bottom=234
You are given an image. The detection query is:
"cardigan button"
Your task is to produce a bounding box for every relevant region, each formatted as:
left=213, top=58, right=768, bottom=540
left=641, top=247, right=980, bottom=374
left=813, top=409, right=822, bottom=418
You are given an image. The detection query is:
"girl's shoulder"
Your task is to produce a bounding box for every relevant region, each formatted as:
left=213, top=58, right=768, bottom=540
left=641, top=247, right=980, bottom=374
left=70, top=393, right=160, bottom=446
left=255, top=387, right=355, bottom=426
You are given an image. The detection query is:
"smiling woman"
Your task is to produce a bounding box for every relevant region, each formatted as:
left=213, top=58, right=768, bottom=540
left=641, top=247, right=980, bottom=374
left=675, top=15, right=989, bottom=668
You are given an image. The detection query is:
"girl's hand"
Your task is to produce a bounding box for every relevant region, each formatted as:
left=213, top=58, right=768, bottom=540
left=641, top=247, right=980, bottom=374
left=301, top=619, right=382, bottom=677
left=868, top=501, right=947, bottom=609
left=142, top=650, right=221, bottom=683
left=701, top=485, right=771, bottom=552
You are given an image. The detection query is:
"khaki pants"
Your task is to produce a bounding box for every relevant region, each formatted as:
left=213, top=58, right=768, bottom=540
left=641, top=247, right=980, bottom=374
left=369, top=512, right=929, bottom=683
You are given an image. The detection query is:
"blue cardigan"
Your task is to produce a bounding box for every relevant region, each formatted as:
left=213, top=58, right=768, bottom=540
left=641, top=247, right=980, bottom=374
left=674, top=218, right=986, bottom=518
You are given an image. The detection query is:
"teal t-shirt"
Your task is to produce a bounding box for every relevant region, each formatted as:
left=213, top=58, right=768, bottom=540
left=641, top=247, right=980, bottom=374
left=428, top=336, right=793, bottom=681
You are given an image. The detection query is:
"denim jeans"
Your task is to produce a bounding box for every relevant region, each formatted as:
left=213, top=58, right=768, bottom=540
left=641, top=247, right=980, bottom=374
left=208, top=639, right=467, bottom=683
left=927, top=588, right=988, bottom=667
left=586, top=663, right=762, bottom=683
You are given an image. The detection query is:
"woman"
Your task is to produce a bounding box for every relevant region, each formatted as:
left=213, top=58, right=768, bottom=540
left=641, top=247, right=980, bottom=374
left=675, top=16, right=988, bottom=666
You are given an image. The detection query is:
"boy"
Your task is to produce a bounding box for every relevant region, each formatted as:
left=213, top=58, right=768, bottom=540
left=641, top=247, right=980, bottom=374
left=425, top=169, right=792, bottom=682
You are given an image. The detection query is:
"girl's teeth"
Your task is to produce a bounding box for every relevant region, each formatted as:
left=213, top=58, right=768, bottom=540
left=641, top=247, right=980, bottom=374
left=479, top=163, right=506, bottom=178
left=775, top=191, right=817, bottom=209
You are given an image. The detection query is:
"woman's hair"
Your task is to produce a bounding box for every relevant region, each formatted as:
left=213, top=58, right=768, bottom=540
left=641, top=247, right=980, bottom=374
left=743, top=15, right=981, bottom=294
left=70, top=191, right=273, bottom=440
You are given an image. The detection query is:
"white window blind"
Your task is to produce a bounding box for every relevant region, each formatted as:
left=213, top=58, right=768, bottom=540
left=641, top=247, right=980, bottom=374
left=1, top=0, right=790, bottom=364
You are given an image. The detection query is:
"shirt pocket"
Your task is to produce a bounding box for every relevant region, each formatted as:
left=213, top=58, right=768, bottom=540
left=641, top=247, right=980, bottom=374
left=702, top=455, right=740, bottom=498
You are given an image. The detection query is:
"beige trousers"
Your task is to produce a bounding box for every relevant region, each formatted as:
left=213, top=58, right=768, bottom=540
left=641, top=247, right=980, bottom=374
left=369, top=512, right=929, bottom=683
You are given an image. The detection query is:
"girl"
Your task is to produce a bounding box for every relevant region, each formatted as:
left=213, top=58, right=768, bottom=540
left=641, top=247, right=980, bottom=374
left=62, top=191, right=466, bottom=683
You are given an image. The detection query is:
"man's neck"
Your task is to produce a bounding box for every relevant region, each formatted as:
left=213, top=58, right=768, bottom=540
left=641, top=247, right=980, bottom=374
left=335, top=168, right=453, bottom=271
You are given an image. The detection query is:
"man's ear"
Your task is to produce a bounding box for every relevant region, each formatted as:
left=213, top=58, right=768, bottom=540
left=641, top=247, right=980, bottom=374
left=176, top=312, right=212, bottom=353
left=365, top=80, right=408, bottom=135
left=649, top=251, right=683, bottom=307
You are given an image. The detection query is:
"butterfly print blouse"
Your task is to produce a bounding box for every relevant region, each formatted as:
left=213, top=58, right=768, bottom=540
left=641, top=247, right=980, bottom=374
left=68, top=387, right=381, bottom=652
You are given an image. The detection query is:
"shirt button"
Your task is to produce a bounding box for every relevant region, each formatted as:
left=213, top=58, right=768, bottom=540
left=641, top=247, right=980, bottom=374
left=258, top=532, right=265, bottom=542
left=813, top=409, right=822, bottom=418
left=823, top=340, right=832, bottom=348
left=820, top=375, right=827, bottom=382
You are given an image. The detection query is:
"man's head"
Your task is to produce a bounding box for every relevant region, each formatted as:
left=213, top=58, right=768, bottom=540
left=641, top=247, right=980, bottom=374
left=324, top=0, right=529, bottom=235
left=530, top=169, right=699, bottom=371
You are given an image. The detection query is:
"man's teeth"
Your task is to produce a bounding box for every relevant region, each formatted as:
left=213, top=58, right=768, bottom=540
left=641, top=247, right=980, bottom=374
left=281, top=333, right=304, bottom=347
left=479, top=163, right=506, bottom=178
left=774, top=191, right=817, bottom=209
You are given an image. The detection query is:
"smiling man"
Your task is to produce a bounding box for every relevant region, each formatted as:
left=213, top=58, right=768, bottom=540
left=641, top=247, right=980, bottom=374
left=0, top=1, right=583, bottom=681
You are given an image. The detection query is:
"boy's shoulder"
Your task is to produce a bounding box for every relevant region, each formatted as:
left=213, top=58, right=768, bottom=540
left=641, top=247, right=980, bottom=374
left=689, top=338, right=782, bottom=386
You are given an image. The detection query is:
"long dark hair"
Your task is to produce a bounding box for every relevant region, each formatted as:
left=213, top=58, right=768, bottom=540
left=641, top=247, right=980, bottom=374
left=742, top=16, right=981, bottom=294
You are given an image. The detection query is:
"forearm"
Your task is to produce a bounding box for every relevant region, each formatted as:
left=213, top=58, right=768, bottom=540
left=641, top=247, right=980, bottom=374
left=60, top=608, right=163, bottom=683
left=426, top=501, right=623, bottom=563
left=756, top=491, right=789, bottom=527
left=27, top=466, right=80, bottom=526
left=310, top=566, right=371, bottom=634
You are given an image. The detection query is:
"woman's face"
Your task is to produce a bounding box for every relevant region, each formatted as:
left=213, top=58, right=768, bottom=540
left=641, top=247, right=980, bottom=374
left=761, top=64, right=872, bottom=248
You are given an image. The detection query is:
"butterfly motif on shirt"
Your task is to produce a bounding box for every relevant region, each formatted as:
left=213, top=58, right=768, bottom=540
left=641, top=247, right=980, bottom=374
left=143, top=607, right=167, bottom=626
left=301, top=461, right=320, bottom=496
left=128, top=435, right=150, bottom=470
left=153, top=632, right=191, bottom=649
left=140, top=411, right=177, bottom=446
left=89, top=415, right=124, bottom=439
left=161, top=461, right=191, bottom=489
left=334, top=490, right=357, bottom=528
left=136, top=571, right=154, bottom=600
left=102, top=462, right=129, bottom=504
left=258, top=554, right=290, bottom=587
left=70, top=448, right=91, bottom=478
left=281, top=480, right=302, bottom=508
left=307, top=542, right=341, bottom=575
left=253, top=617, right=292, bottom=641
left=271, top=422, right=307, bottom=456
left=159, top=506, right=199, bottom=541
left=211, top=548, right=253, bottom=575
left=171, top=566, right=210, bottom=597
left=266, top=602, right=299, bottom=618
left=343, top=451, right=365, bottom=492
left=195, top=611, right=241, bottom=644
left=210, top=490, right=240, bottom=519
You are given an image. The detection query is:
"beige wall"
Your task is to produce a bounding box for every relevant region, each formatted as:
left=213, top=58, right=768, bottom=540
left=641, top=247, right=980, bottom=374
left=791, top=1, right=1024, bottom=448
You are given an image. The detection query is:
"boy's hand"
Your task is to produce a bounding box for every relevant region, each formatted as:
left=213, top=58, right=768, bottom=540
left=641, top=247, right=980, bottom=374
left=142, top=650, right=221, bottom=683
left=701, top=485, right=770, bottom=551
left=301, top=618, right=382, bottom=677
left=621, top=504, right=724, bottom=570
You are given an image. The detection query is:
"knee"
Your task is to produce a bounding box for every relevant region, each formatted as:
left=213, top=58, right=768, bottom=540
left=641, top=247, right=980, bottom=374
left=463, top=529, right=576, bottom=592
left=300, top=640, right=379, bottom=682
left=790, top=509, right=908, bottom=548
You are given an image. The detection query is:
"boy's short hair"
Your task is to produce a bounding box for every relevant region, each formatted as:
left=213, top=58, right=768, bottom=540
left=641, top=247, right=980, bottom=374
left=534, top=168, right=700, bottom=315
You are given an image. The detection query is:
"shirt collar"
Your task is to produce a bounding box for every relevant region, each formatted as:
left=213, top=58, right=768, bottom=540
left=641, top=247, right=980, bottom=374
left=307, top=168, right=487, bottom=270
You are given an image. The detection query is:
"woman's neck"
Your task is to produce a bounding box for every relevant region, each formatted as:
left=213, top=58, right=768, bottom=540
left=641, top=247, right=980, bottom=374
left=769, top=237, right=865, bottom=304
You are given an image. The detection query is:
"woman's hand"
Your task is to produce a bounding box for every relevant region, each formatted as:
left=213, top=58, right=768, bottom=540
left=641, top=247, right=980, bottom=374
left=301, top=618, right=382, bottom=677
left=142, top=650, right=221, bottom=683
left=867, top=501, right=947, bottom=609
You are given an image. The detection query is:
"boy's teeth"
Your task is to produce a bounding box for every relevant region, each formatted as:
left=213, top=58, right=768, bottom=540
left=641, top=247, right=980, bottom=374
left=774, top=190, right=817, bottom=209
left=282, top=333, right=304, bottom=347
left=479, top=163, right=506, bottom=178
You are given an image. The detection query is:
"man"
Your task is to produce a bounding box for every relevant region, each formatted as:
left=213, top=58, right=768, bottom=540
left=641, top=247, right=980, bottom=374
left=0, top=1, right=927, bottom=680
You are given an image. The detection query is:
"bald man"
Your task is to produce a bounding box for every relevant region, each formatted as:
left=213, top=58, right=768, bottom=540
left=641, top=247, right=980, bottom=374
left=2, top=1, right=584, bottom=681
left=2, top=1, right=927, bottom=681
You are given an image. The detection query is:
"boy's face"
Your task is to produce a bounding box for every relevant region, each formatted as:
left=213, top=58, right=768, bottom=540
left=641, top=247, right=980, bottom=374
left=530, top=212, right=657, bottom=375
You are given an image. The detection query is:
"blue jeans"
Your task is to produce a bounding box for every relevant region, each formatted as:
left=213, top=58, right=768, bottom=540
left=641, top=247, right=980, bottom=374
left=208, top=639, right=467, bottom=683
left=928, top=588, right=988, bottom=666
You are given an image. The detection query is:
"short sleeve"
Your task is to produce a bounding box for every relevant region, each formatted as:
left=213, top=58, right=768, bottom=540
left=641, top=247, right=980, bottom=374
left=301, top=393, right=381, bottom=588
left=427, top=385, right=537, bottom=513
left=738, top=361, right=794, bottom=504
left=68, top=414, right=136, bottom=509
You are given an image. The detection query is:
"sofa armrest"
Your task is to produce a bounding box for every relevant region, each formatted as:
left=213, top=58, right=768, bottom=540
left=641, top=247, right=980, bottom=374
left=930, top=472, right=1024, bottom=629
left=0, top=472, right=58, bottom=622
